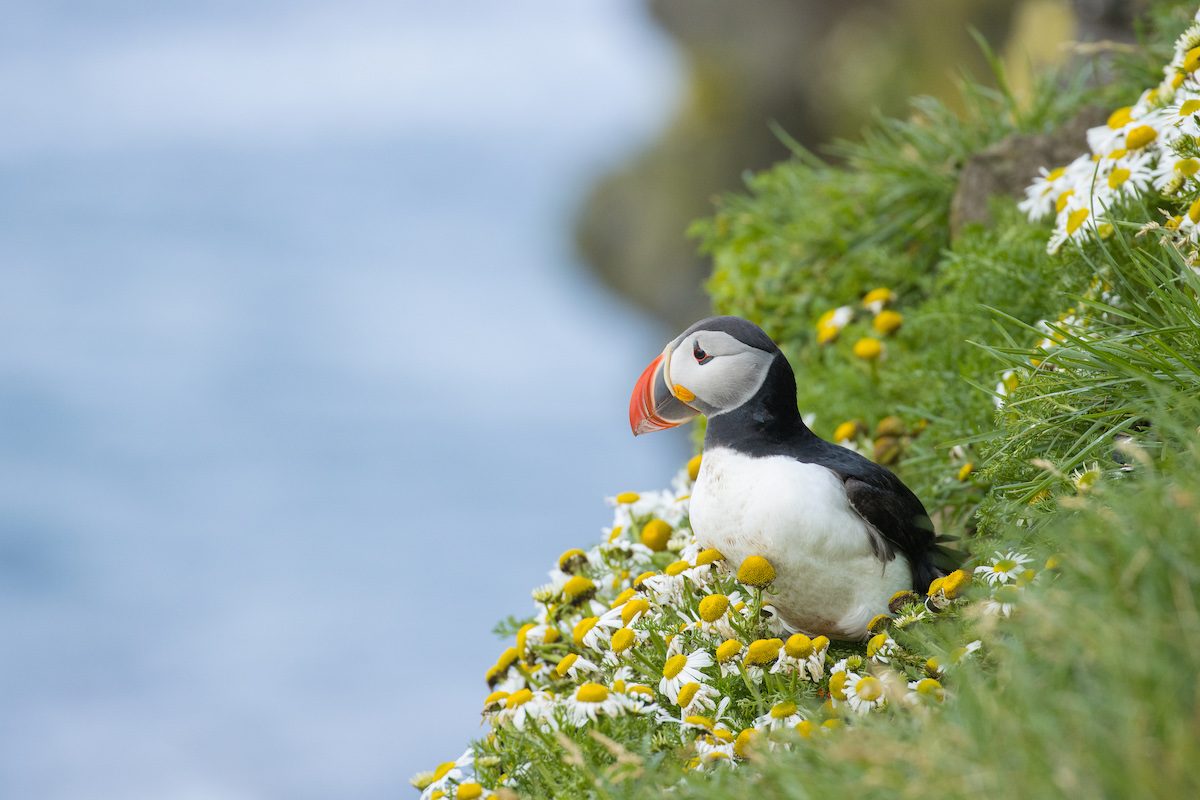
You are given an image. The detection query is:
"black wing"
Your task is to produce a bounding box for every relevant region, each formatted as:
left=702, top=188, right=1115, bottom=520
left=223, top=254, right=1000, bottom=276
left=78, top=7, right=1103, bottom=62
left=811, top=441, right=951, bottom=593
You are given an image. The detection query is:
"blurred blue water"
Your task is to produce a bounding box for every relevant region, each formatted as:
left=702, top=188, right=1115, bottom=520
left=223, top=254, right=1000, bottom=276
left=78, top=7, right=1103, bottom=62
left=0, top=3, right=684, bottom=797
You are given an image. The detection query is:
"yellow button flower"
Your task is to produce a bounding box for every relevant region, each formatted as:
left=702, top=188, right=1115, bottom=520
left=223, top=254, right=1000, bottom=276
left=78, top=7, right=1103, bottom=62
left=736, top=555, right=776, bottom=587
left=853, top=337, right=883, bottom=361
left=640, top=519, right=672, bottom=551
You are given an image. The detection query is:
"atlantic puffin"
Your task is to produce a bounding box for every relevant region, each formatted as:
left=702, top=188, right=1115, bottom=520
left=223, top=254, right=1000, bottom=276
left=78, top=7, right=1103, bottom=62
left=629, top=315, right=955, bottom=640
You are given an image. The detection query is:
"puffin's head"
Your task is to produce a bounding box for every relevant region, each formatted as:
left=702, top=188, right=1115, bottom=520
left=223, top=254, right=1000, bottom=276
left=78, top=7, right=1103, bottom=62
left=629, top=316, right=781, bottom=436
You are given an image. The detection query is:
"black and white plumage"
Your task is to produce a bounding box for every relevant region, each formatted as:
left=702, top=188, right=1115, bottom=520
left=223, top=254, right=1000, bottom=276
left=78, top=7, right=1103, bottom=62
left=629, top=315, right=956, bottom=639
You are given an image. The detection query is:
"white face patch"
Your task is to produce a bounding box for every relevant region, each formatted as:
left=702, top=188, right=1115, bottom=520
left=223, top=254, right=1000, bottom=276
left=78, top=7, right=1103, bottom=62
left=667, top=330, right=775, bottom=415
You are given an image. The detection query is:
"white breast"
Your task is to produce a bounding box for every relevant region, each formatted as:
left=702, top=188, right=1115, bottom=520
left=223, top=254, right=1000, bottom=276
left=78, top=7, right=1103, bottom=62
left=689, top=447, right=911, bottom=639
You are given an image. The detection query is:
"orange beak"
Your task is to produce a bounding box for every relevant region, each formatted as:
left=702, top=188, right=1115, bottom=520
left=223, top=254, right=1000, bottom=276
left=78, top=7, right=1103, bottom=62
left=629, top=350, right=699, bottom=436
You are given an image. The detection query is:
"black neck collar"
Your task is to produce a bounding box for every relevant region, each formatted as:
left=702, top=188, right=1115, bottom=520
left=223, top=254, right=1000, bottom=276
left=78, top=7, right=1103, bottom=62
left=702, top=355, right=816, bottom=454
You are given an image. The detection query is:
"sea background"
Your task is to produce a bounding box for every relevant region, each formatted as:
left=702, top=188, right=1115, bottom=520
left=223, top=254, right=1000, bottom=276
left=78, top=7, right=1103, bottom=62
left=0, top=2, right=685, bottom=797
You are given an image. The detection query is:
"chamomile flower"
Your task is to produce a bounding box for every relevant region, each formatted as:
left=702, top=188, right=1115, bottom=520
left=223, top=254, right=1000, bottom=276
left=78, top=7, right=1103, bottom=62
left=564, top=683, right=631, bottom=726
left=866, top=633, right=898, bottom=664
left=495, top=688, right=555, bottom=731
left=769, top=633, right=828, bottom=682
left=659, top=649, right=715, bottom=703
left=974, top=551, right=1033, bottom=585
left=982, top=584, right=1020, bottom=618
left=843, top=673, right=888, bottom=713
left=415, top=750, right=474, bottom=800
left=753, top=700, right=805, bottom=731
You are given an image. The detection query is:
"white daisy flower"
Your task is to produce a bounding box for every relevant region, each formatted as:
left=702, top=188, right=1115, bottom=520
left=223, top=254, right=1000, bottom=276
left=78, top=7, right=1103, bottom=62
left=974, top=551, right=1033, bottom=585
left=752, top=700, right=805, bottom=730
left=866, top=633, right=898, bottom=664
left=843, top=673, right=887, bottom=713
left=495, top=688, right=556, bottom=731
left=553, top=652, right=599, bottom=680
left=659, top=648, right=714, bottom=703
left=983, top=584, right=1020, bottom=618
left=768, top=633, right=828, bottom=682
left=414, top=749, right=474, bottom=800
left=563, top=683, right=632, bottom=726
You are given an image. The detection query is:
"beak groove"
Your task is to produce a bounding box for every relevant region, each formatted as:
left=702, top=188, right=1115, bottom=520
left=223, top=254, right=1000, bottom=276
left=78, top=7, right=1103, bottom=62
left=629, top=348, right=700, bottom=436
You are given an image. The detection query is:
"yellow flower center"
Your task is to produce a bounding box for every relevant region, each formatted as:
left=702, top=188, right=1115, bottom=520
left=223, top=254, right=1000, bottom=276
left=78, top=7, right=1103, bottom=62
left=734, top=728, right=758, bottom=758
left=561, top=575, right=595, bottom=603
left=483, top=690, right=509, bottom=708
left=866, top=614, right=891, bottom=633
left=515, top=622, right=536, bottom=655
left=852, top=337, right=883, bottom=360
left=676, top=682, right=701, bottom=708
left=611, top=627, right=636, bottom=653
left=620, top=598, right=650, bottom=625
left=822, top=718, right=842, bottom=730
left=828, top=671, right=848, bottom=701
left=1185, top=199, right=1200, bottom=226
left=862, top=287, right=894, bottom=306
left=505, top=688, right=533, bottom=709
left=607, top=525, right=624, bottom=543
left=716, top=639, right=743, bottom=662
left=457, top=783, right=483, bottom=800
left=640, top=519, right=672, bottom=551
left=632, top=571, right=656, bottom=589
left=866, top=633, right=889, bottom=658
left=575, top=683, right=609, bottom=703
left=1066, top=207, right=1090, bottom=235
left=685, top=715, right=714, bottom=729
left=698, top=594, right=730, bottom=623
left=832, top=420, right=858, bottom=442
left=665, top=560, right=690, bottom=576
left=743, top=638, right=783, bottom=666
left=572, top=617, right=598, bottom=647
left=1186, top=47, right=1200, bottom=72
left=432, top=761, right=457, bottom=781
left=1177, top=159, right=1200, bottom=178
left=543, top=627, right=560, bottom=644
left=795, top=720, right=815, bottom=738
left=784, top=633, right=813, bottom=659
left=1181, top=99, right=1200, bottom=116
left=1055, top=189, right=1074, bottom=213
left=628, top=685, right=654, bottom=697
left=769, top=701, right=797, bottom=719
left=811, top=635, right=829, bottom=653
left=686, top=453, right=703, bottom=480
left=915, top=678, right=944, bottom=700
left=609, top=588, right=635, bottom=609
left=816, top=322, right=840, bottom=344
left=1046, top=166, right=1066, bottom=181
left=1107, top=106, right=1133, bottom=128
left=925, top=657, right=942, bottom=676
left=1107, top=167, right=1130, bottom=188
left=712, top=727, right=734, bottom=743
left=957, top=462, right=975, bottom=481
left=1107, top=148, right=1127, bottom=160
left=736, top=555, right=776, bottom=587
left=694, top=547, right=723, bottom=566
left=1125, top=125, right=1157, bottom=150
left=942, top=569, right=970, bottom=598
left=493, top=647, right=518, bottom=676
left=557, top=548, right=587, bottom=571
left=994, top=559, right=1017, bottom=573
left=615, top=491, right=639, bottom=504
left=662, top=654, right=688, bottom=679
left=872, top=310, right=903, bottom=336
left=854, top=675, right=883, bottom=702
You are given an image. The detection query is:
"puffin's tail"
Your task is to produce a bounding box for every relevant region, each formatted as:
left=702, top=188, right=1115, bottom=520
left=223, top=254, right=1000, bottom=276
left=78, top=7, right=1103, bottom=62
left=912, top=535, right=966, bottom=594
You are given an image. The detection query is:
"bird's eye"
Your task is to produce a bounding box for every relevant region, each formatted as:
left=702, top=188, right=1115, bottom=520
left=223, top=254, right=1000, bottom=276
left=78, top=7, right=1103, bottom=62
left=693, top=341, right=713, bottom=365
